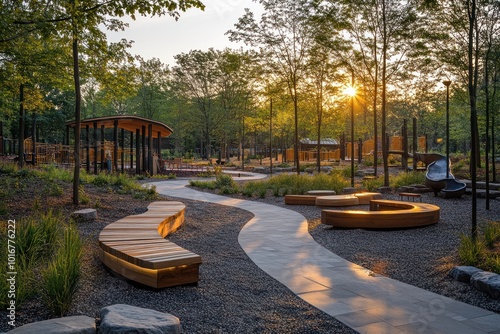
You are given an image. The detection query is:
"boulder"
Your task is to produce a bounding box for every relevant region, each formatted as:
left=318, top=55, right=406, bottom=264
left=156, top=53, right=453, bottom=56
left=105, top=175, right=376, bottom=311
left=99, top=304, right=181, bottom=334
left=7, top=315, right=95, bottom=334
left=71, top=208, right=97, bottom=223
left=448, top=266, right=482, bottom=283
left=470, top=271, right=500, bottom=299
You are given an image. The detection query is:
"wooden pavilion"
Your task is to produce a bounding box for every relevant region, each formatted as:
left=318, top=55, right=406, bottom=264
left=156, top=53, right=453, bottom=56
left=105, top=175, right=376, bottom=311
left=66, top=115, right=173, bottom=175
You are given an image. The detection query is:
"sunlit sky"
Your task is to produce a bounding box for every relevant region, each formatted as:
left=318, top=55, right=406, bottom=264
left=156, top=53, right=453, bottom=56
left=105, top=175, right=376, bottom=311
left=106, top=0, right=263, bottom=66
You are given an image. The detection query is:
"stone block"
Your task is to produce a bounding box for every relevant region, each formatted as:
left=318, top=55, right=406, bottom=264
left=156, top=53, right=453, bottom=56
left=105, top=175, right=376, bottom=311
left=448, top=266, right=482, bottom=283
left=71, top=208, right=97, bottom=223
left=99, top=304, right=180, bottom=334
left=7, top=315, right=95, bottom=334
left=470, top=271, right=500, bottom=299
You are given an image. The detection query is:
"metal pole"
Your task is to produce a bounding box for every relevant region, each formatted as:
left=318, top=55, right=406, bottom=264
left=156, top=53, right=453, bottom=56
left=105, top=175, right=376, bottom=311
left=350, top=74, right=355, bottom=188
left=443, top=80, right=451, bottom=179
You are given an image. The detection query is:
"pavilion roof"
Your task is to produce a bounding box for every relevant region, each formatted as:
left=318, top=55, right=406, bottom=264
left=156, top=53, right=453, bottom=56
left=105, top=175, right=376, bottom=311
left=66, top=115, right=173, bottom=138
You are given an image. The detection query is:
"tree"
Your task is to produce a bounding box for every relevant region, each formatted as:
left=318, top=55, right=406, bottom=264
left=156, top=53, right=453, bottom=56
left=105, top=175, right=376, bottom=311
left=8, top=0, right=204, bottom=204
left=228, top=0, right=316, bottom=174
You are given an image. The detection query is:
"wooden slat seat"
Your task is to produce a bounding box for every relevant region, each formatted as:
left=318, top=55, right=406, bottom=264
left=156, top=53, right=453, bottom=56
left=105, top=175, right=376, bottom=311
left=321, top=199, right=440, bottom=229
left=98, top=201, right=202, bottom=288
left=315, top=194, right=360, bottom=207
left=284, top=195, right=320, bottom=205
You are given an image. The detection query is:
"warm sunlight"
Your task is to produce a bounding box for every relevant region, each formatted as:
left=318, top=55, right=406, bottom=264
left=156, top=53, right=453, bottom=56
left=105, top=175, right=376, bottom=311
left=344, top=86, right=357, bottom=97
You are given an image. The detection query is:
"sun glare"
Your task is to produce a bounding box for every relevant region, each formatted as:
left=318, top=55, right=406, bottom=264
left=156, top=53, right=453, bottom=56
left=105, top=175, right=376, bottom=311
left=344, top=86, right=356, bottom=97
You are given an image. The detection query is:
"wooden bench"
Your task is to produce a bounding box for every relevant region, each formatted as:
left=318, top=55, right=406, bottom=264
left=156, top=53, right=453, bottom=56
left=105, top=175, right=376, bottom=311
left=284, top=195, right=321, bottom=205
left=98, top=201, right=202, bottom=288
left=321, top=199, right=440, bottom=229
left=399, top=192, right=422, bottom=202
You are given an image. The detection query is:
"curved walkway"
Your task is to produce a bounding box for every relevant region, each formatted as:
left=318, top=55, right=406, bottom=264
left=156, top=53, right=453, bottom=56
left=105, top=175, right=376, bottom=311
left=152, top=177, right=500, bottom=334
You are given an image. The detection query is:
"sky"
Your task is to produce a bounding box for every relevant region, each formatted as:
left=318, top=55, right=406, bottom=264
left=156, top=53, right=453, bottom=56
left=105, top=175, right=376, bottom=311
left=106, top=0, right=264, bottom=66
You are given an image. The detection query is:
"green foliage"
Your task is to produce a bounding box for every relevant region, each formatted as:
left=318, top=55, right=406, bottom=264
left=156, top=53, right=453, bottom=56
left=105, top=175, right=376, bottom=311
left=458, top=234, right=485, bottom=266
left=242, top=173, right=348, bottom=198
left=214, top=174, right=237, bottom=188
left=0, top=162, right=19, bottom=175
left=41, top=226, right=82, bottom=316
left=189, top=179, right=217, bottom=190
left=362, top=176, right=385, bottom=191
left=0, top=211, right=64, bottom=309
left=47, top=182, right=64, bottom=196
left=40, top=165, right=72, bottom=182
left=390, top=171, right=425, bottom=188
left=340, top=165, right=357, bottom=179
left=458, top=222, right=500, bottom=274
left=79, top=185, right=90, bottom=205
left=483, top=222, right=500, bottom=248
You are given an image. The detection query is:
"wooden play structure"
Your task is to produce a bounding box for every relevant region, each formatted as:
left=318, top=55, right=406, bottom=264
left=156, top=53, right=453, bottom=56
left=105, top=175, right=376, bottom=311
left=65, top=115, right=173, bottom=175
left=2, top=116, right=174, bottom=175
left=98, top=201, right=202, bottom=288
left=284, top=118, right=427, bottom=170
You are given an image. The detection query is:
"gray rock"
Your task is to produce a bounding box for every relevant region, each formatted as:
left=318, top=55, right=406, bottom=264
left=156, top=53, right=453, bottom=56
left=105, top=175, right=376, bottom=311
left=470, top=271, right=500, bottom=299
left=7, top=315, right=95, bottom=334
left=71, top=208, right=97, bottom=223
left=448, top=266, right=482, bottom=283
left=99, top=304, right=180, bottom=334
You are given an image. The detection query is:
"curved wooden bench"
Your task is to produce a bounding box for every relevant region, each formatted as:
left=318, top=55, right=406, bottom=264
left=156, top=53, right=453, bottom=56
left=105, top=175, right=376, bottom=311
left=353, top=192, right=383, bottom=205
left=321, top=199, right=440, bottom=229
left=315, top=194, right=360, bottom=207
left=285, top=195, right=320, bottom=205
left=98, top=201, right=202, bottom=288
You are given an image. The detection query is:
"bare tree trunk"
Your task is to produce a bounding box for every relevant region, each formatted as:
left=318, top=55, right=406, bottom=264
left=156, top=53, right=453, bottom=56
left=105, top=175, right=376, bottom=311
left=18, top=84, right=24, bottom=168
left=72, top=33, right=82, bottom=205
left=468, top=0, right=478, bottom=240
left=381, top=0, right=389, bottom=186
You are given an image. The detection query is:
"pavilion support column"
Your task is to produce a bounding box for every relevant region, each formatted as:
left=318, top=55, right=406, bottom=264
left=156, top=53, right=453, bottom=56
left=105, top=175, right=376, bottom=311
left=66, top=126, right=70, bottom=146
left=136, top=129, right=141, bottom=174
left=93, top=122, right=98, bottom=174
left=113, top=120, right=118, bottom=173
left=148, top=124, right=153, bottom=175
left=100, top=125, right=105, bottom=171
left=120, top=128, right=125, bottom=172
left=130, top=131, right=134, bottom=171
left=157, top=131, right=162, bottom=172
left=141, top=126, right=146, bottom=173
left=85, top=124, right=90, bottom=173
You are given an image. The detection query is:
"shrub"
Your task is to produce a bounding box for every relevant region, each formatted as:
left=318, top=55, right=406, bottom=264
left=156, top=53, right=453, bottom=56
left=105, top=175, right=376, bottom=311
left=483, top=222, right=500, bottom=248
left=362, top=176, right=385, bottom=191
left=214, top=174, right=237, bottom=188
left=41, top=226, right=82, bottom=316
left=41, top=165, right=72, bottom=182
left=0, top=162, right=19, bottom=175
left=458, top=234, right=485, bottom=266
left=241, top=173, right=348, bottom=198
left=390, top=171, right=425, bottom=188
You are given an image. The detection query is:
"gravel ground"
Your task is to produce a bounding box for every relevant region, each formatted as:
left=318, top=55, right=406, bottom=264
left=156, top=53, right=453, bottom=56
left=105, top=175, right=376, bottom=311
left=1, top=194, right=355, bottom=333
left=2, top=182, right=499, bottom=333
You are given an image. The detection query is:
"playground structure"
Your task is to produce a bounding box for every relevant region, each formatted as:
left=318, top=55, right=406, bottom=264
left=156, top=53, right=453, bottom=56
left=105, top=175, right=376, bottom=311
left=414, top=152, right=467, bottom=198
left=285, top=118, right=427, bottom=170
left=0, top=116, right=174, bottom=175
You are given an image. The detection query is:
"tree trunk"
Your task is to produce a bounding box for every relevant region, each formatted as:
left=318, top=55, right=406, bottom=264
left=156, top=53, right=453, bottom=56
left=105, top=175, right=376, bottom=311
left=468, top=0, right=478, bottom=240
left=293, top=79, right=300, bottom=175
left=381, top=0, right=389, bottom=186
left=18, top=84, right=24, bottom=168
left=72, top=34, right=82, bottom=205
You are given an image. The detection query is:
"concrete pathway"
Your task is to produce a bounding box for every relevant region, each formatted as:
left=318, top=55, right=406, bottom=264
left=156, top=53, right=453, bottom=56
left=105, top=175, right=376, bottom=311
left=152, top=177, right=500, bottom=334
